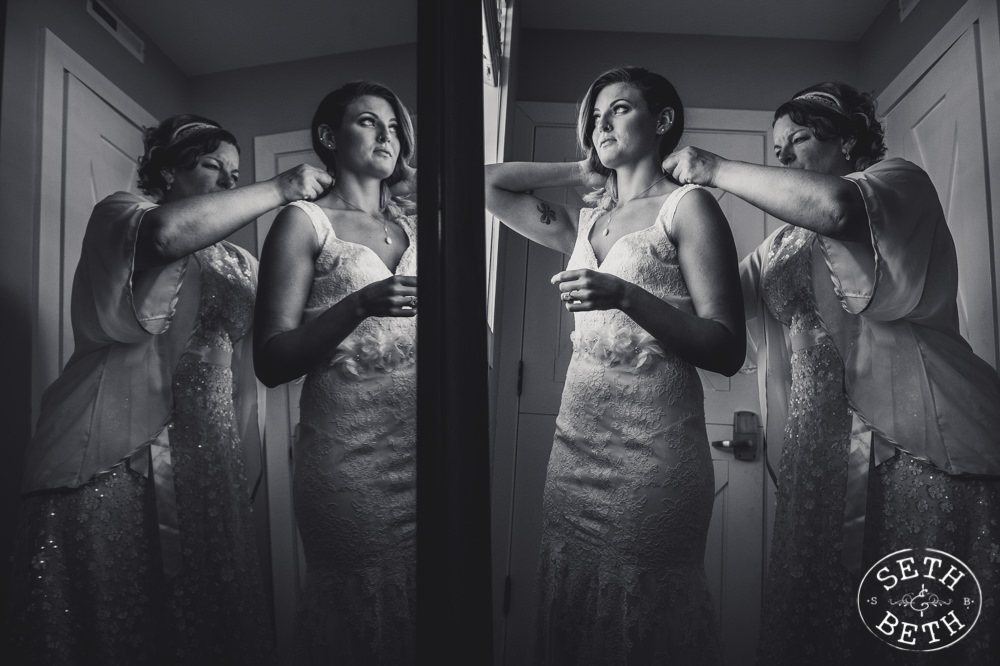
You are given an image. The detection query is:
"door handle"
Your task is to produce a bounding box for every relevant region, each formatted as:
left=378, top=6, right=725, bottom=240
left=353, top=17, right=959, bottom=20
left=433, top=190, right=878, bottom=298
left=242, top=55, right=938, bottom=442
left=711, top=410, right=759, bottom=462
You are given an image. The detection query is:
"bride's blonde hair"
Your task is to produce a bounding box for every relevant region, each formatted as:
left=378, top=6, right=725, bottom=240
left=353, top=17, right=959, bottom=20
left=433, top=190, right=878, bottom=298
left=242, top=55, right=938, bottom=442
left=311, top=81, right=416, bottom=220
left=577, top=67, right=684, bottom=210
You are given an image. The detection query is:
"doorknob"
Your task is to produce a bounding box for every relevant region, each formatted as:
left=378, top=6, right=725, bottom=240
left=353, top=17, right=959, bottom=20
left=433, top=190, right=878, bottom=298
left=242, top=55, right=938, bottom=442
left=711, top=410, right=759, bottom=462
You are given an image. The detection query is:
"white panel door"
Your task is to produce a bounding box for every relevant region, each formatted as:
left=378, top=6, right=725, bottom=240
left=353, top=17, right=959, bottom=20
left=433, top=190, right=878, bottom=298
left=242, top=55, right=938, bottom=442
left=59, top=74, right=146, bottom=365
left=35, top=30, right=157, bottom=422
left=884, top=26, right=998, bottom=368
left=496, top=102, right=773, bottom=666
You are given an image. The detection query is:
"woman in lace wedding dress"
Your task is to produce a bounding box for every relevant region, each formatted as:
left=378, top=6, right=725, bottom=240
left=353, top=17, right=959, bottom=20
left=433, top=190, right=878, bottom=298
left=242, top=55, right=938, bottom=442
left=485, top=67, right=743, bottom=665
left=254, top=81, right=417, bottom=665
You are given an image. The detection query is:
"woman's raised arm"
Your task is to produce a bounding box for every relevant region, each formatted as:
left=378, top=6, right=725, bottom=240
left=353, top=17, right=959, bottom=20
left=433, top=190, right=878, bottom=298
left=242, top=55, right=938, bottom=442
left=136, top=164, right=331, bottom=269
left=485, top=160, right=602, bottom=255
left=663, top=147, right=869, bottom=242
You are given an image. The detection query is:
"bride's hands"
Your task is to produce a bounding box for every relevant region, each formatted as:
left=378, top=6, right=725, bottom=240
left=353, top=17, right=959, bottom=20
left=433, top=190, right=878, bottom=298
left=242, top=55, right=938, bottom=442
left=551, top=268, right=631, bottom=312
left=352, top=275, right=418, bottom=318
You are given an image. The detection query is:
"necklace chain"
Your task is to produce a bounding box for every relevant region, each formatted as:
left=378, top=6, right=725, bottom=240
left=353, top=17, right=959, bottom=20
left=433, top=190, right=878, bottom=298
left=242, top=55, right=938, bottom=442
left=328, top=190, right=394, bottom=245
left=603, top=174, right=667, bottom=236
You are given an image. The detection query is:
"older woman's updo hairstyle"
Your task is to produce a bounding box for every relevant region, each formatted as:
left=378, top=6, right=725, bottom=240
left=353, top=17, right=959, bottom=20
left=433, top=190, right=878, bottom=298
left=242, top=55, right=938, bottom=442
left=137, top=114, right=239, bottom=202
left=577, top=66, right=684, bottom=208
left=774, top=81, right=887, bottom=171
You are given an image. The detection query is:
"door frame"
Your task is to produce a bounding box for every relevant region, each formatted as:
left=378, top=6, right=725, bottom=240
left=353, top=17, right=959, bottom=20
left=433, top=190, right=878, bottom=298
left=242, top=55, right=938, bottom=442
left=35, top=29, right=156, bottom=424
left=878, top=0, right=1000, bottom=364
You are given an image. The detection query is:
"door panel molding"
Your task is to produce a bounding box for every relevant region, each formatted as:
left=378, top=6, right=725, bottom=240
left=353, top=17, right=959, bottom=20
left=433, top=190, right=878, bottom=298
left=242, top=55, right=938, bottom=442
left=879, top=0, right=1000, bottom=366
left=36, top=29, right=156, bottom=423
left=886, top=28, right=995, bottom=365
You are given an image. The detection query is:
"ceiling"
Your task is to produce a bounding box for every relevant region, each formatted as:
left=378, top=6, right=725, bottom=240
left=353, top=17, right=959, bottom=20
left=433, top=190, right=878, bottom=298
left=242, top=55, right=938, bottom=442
left=117, top=0, right=892, bottom=77
left=521, top=0, right=892, bottom=42
left=118, top=0, right=418, bottom=77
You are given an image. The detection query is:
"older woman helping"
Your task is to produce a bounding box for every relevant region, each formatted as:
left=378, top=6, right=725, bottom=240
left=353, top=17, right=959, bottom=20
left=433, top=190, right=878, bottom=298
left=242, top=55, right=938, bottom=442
left=665, top=81, right=1000, bottom=664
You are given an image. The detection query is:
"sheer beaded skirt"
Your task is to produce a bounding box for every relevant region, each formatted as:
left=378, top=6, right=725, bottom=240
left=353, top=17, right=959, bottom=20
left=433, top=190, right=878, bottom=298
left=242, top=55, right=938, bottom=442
left=756, top=226, right=1000, bottom=663
left=8, top=244, right=274, bottom=665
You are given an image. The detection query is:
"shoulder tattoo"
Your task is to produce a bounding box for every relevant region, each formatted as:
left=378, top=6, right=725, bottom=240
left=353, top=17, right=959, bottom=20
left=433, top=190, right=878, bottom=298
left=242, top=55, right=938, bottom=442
left=536, top=202, right=556, bottom=225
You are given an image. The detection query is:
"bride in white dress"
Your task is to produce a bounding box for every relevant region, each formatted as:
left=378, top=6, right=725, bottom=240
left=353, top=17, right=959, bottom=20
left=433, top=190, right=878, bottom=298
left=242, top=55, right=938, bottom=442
left=253, top=81, right=418, bottom=666
left=485, top=66, right=743, bottom=665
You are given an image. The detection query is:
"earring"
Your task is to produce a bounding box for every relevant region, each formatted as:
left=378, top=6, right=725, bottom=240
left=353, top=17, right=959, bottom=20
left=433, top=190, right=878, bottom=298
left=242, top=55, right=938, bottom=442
left=845, top=151, right=852, bottom=162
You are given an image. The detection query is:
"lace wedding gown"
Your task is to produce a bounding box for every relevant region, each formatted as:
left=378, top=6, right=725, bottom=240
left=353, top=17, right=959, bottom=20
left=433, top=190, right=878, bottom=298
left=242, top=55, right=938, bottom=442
left=286, top=201, right=417, bottom=666
left=534, top=185, right=722, bottom=666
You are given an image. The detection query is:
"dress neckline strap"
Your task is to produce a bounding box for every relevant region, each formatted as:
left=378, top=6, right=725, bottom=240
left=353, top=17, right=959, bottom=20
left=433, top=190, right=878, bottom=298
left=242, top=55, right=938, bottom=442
left=657, top=183, right=700, bottom=239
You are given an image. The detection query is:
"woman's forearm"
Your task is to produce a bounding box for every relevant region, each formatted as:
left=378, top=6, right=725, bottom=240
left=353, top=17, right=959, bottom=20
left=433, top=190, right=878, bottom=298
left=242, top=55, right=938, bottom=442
left=139, top=180, right=286, bottom=266
left=486, top=160, right=591, bottom=195
left=484, top=161, right=591, bottom=255
left=621, top=284, right=746, bottom=376
left=254, top=293, right=366, bottom=388
left=712, top=160, right=868, bottom=241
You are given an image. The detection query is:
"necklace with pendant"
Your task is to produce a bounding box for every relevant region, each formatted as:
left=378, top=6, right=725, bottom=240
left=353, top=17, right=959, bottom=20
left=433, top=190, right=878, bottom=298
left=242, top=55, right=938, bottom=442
left=602, top=174, right=667, bottom=236
left=328, top=190, right=395, bottom=245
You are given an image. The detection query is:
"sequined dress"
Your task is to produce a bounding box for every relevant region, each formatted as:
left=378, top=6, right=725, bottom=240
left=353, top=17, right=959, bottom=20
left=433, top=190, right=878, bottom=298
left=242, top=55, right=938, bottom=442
left=534, top=185, right=722, bottom=666
left=287, top=201, right=417, bottom=666
left=754, top=225, right=862, bottom=662
left=753, top=224, right=1000, bottom=664
left=10, top=220, right=274, bottom=665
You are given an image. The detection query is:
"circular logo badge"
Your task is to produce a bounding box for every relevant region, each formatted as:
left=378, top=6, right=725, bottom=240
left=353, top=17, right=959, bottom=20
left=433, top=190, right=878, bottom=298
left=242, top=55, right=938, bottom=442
left=857, top=547, right=982, bottom=651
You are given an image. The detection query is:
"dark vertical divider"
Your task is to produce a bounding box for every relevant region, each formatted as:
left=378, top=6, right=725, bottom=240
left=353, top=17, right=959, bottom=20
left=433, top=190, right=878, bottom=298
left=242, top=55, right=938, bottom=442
left=416, top=0, right=494, bottom=663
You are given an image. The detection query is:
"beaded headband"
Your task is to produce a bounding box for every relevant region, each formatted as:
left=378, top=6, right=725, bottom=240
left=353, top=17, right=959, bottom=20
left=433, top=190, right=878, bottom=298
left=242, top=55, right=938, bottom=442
left=167, top=121, right=218, bottom=145
left=792, top=92, right=845, bottom=113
